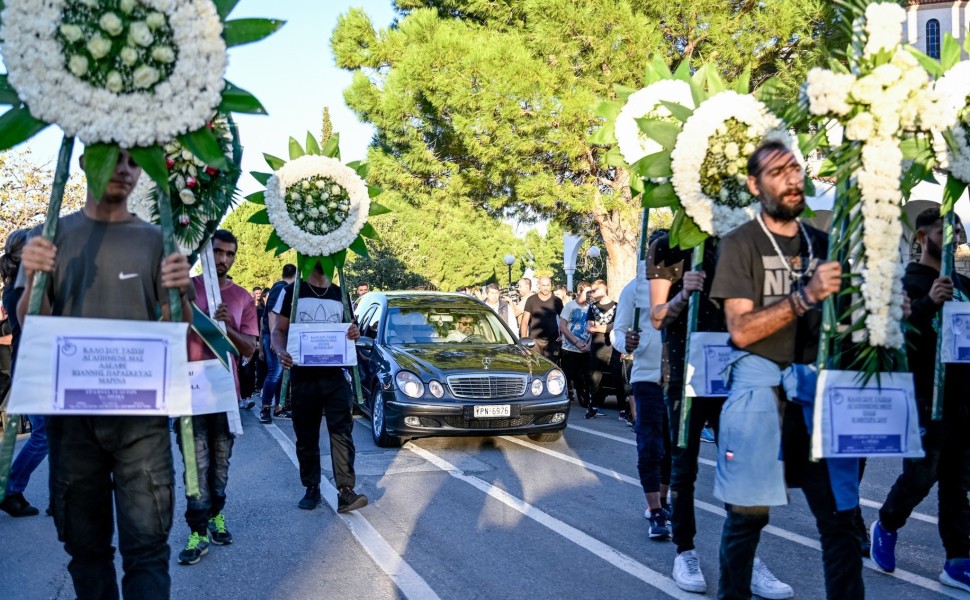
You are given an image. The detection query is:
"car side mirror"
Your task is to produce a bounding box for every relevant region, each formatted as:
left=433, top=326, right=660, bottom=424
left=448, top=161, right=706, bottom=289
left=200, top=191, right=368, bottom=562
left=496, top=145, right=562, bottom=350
left=518, top=337, right=536, bottom=349
left=356, top=337, right=375, bottom=357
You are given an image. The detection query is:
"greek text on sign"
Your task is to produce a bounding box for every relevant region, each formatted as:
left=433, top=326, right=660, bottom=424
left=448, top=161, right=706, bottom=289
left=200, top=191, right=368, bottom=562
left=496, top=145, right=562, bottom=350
left=685, top=332, right=731, bottom=398
left=55, top=336, right=170, bottom=411
left=287, top=322, right=357, bottom=367
left=827, top=386, right=910, bottom=455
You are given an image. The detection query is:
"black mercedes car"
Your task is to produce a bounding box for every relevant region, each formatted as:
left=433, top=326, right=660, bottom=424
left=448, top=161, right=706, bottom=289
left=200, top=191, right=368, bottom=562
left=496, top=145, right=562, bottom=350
left=353, top=292, right=570, bottom=447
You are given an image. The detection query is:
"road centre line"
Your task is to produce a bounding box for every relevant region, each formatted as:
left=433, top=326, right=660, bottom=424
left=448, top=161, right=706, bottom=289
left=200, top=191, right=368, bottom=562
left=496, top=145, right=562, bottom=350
left=566, top=423, right=940, bottom=526
left=403, top=443, right=699, bottom=600
left=500, top=434, right=966, bottom=599
left=260, top=418, right=441, bottom=600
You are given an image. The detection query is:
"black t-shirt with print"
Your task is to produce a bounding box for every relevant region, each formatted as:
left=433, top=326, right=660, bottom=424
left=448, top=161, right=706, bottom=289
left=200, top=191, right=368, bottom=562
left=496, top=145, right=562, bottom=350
left=523, top=293, right=564, bottom=341
left=647, top=235, right=727, bottom=384
left=710, top=218, right=828, bottom=367
left=587, top=299, right=617, bottom=364
left=275, top=280, right=346, bottom=376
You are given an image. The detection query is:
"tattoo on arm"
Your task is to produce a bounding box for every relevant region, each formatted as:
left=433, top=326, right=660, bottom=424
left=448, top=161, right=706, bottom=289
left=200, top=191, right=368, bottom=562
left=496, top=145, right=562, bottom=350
left=723, top=296, right=797, bottom=349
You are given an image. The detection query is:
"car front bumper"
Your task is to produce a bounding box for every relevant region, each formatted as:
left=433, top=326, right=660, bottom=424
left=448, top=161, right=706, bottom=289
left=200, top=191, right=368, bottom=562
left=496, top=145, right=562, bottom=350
left=382, top=393, right=570, bottom=438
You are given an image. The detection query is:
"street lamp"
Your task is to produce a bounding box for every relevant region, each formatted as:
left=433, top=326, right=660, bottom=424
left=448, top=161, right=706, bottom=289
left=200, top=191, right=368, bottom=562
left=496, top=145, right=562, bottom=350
left=503, top=254, right=516, bottom=288
left=586, top=246, right=602, bottom=279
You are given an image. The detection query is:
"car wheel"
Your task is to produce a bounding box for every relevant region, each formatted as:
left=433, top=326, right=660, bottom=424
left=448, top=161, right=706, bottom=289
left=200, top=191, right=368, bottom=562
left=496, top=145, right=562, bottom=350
left=371, top=387, right=403, bottom=448
left=527, top=431, right=563, bottom=443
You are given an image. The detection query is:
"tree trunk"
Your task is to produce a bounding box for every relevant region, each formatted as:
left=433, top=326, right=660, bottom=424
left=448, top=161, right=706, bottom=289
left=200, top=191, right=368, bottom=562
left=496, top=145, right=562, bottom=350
left=591, top=168, right=640, bottom=295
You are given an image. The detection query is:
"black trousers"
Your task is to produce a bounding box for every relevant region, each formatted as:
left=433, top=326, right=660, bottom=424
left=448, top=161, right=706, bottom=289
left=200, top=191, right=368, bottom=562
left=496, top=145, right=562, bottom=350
left=533, top=337, right=561, bottom=365
left=561, top=350, right=589, bottom=404
left=291, top=368, right=357, bottom=490
left=880, top=419, right=970, bottom=559
left=718, top=402, right=863, bottom=600
left=47, top=416, right=174, bottom=600
left=666, top=383, right=724, bottom=553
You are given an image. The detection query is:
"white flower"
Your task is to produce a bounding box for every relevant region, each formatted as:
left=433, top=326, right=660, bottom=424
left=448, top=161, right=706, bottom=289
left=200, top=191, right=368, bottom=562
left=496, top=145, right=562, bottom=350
left=614, top=79, right=696, bottom=164
left=1, top=0, right=228, bottom=148
left=863, top=2, right=905, bottom=57
left=106, top=71, right=123, bottom=93
left=147, top=12, right=167, bottom=30
left=99, top=12, right=124, bottom=37
left=68, top=54, right=88, bottom=77
left=845, top=112, right=875, bottom=141
left=179, top=188, right=196, bottom=205
left=850, top=75, right=883, bottom=105
left=86, top=35, right=112, bottom=60
left=151, top=46, right=176, bottom=63
left=264, top=155, right=371, bottom=257
left=59, top=24, right=83, bottom=43
left=120, top=46, right=139, bottom=65
left=129, top=22, right=154, bottom=47
left=132, top=65, right=160, bottom=89
left=120, top=0, right=136, bottom=14
left=723, top=142, right=739, bottom=160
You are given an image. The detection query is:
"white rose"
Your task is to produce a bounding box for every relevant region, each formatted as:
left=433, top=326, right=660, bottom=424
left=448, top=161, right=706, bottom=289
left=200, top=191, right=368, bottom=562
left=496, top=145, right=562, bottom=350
left=315, top=180, right=326, bottom=189
left=119, top=0, right=136, bottom=14
left=132, top=65, right=160, bottom=89
left=129, top=22, right=154, bottom=47
left=726, top=163, right=739, bottom=176
left=146, top=12, right=167, bottom=30
left=309, top=207, right=319, bottom=217
left=331, top=185, right=341, bottom=195
left=850, top=76, right=882, bottom=105
left=151, top=46, right=176, bottom=63
left=87, top=35, right=112, bottom=60
left=179, top=188, right=196, bottom=205
left=60, top=24, right=83, bottom=43
left=871, top=63, right=901, bottom=87
left=742, top=142, right=755, bottom=155
left=99, top=12, right=124, bottom=37
left=723, top=142, right=739, bottom=160
left=120, top=46, right=139, bottom=66
left=68, top=55, right=89, bottom=77
left=328, top=202, right=338, bottom=210
left=106, top=71, right=124, bottom=93
left=845, top=112, right=875, bottom=141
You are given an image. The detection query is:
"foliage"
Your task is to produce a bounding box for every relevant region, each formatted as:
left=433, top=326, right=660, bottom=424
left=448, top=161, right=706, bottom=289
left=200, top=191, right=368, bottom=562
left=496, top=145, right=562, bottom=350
left=0, top=149, right=86, bottom=251
left=322, top=106, right=333, bottom=143
left=331, top=0, right=845, bottom=286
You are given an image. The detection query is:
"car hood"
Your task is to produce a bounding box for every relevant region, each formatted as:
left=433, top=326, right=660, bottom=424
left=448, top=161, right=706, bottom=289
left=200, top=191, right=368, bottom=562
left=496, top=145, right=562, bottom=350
left=385, top=344, right=550, bottom=379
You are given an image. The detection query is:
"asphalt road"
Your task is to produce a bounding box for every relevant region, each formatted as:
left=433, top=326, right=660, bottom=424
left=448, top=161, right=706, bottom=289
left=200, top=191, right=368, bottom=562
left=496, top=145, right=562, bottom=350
left=1, top=401, right=967, bottom=600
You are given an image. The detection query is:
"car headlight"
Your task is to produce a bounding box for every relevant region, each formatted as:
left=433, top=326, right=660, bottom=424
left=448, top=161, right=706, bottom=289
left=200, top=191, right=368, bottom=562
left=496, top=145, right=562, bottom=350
left=531, top=378, right=544, bottom=396
left=429, top=380, right=445, bottom=398
left=546, top=369, right=566, bottom=396
left=396, top=371, right=425, bottom=398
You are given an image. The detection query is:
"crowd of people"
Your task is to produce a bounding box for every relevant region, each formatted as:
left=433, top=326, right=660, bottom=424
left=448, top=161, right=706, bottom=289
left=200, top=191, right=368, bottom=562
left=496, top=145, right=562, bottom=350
left=0, top=140, right=968, bottom=600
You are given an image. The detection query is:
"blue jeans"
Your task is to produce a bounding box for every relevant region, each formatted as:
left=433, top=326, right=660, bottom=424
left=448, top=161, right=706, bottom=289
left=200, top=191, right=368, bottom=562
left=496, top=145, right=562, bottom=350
left=260, top=333, right=283, bottom=408
left=7, top=414, right=48, bottom=494
left=175, top=413, right=234, bottom=533
left=48, top=415, right=174, bottom=600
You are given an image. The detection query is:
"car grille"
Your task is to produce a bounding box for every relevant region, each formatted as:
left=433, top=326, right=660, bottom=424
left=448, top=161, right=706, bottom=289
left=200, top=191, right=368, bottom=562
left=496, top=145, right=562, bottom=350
left=446, top=375, right=527, bottom=399
left=443, top=415, right=535, bottom=429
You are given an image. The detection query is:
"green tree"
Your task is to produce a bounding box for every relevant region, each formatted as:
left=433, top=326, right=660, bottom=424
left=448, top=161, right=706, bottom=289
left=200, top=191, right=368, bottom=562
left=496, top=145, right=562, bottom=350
left=220, top=202, right=296, bottom=290
left=331, top=1, right=842, bottom=289
left=0, top=149, right=86, bottom=251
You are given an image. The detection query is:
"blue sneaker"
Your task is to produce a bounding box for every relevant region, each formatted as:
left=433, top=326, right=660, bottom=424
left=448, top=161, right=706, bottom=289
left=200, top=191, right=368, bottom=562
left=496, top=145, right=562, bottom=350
left=700, top=427, right=715, bottom=443
left=870, top=520, right=897, bottom=572
left=941, top=558, right=970, bottom=592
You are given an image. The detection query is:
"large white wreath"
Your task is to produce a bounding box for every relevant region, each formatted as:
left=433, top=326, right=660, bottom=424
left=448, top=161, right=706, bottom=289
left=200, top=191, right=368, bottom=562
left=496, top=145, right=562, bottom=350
left=670, top=91, right=791, bottom=238
left=615, top=79, right=695, bottom=165
left=1, top=0, right=226, bottom=147
left=932, top=61, right=970, bottom=183
left=264, top=155, right=371, bottom=257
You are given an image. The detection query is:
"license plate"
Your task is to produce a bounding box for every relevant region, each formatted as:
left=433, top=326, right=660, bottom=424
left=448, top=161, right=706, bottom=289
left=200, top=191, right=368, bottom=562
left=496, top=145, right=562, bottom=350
left=473, top=404, right=511, bottom=418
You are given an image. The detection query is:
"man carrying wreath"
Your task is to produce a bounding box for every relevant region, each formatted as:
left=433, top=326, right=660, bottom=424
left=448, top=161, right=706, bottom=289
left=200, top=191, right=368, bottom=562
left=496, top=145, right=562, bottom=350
left=270, top=264, right=368, bottom=514
left=16, top=149, right=194, bottom=600
left=709, top=140, right=861, bottom=600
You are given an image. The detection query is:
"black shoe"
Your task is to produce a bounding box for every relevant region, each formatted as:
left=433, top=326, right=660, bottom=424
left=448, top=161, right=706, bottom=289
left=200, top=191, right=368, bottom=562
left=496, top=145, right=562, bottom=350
left=274, top=408, right=292, bottom=420
left=337, top=487, right=368, bottom=513
left=259, top=407, right=271, bottom=424
left=240, top=399, right=256, bottom=410
left=0, top=493, right=40, bottom=517
left=584, top=407, right=605, bottom=419
left=299, top=486, right=321, bottom=510
left=853, top=506, right=871, bottom=557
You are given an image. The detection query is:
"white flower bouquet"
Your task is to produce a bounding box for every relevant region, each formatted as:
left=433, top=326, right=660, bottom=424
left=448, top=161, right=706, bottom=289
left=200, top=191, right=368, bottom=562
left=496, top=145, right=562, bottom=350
left=248, top=133, right=389, bottom=279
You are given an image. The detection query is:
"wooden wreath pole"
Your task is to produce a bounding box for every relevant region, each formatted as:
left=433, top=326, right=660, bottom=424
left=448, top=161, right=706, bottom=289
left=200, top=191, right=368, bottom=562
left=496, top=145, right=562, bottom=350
left=155, top=186, right=199, bottom=498
left=0, top=135, right=75, bottom=503
left=677, top=239, right=705, bottom=449
left=337, top=263, right=364, bottom=405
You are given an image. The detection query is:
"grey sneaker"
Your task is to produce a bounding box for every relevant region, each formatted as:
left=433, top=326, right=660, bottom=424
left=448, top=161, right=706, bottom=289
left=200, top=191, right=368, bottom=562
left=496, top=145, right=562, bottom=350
left=750, top=557, right=793, bottom=599
left=672, top=550, right=706, bottom=593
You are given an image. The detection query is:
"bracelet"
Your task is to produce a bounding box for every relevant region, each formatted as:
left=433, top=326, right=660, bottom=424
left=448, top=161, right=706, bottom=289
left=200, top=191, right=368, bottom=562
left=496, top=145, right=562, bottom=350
left=788, top=293, right=808, bottom=317
left=799, top=287, right=819, bottom=309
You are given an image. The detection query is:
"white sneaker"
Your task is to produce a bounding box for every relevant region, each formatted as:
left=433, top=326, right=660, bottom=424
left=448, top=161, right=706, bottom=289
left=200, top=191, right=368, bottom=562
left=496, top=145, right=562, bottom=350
left=672, top=550, right=707, bottom=593
left=751, top=557, right=793, bottom=599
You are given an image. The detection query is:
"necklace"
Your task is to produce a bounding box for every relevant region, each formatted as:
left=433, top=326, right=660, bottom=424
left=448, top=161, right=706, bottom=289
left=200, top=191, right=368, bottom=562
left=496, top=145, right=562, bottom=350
left=305, top=280, right=332, bottom=298
left=755, top=212, right=814, bottom=284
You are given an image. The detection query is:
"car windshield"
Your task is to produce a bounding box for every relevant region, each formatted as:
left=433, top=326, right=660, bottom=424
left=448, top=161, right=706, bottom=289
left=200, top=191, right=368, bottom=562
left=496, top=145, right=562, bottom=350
left=383, top=305, right=517, bottom=345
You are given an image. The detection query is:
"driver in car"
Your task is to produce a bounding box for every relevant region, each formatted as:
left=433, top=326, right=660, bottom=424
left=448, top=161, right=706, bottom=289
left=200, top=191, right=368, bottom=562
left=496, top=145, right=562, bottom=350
left=444, top=314, right=477, bottom=342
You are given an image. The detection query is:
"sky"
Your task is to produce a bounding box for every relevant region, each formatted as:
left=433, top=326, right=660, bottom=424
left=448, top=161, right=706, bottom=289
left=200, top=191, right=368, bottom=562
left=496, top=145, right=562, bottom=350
left=13, top=0, right=399, bottom=196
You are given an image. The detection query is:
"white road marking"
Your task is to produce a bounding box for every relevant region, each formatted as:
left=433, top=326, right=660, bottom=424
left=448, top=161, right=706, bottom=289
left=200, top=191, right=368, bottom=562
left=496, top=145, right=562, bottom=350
left=501, top=434, right=966, bottom=599
left=404, top=442, right=700, bottom=600
left=566, top=423, right=941, bottom=525
left=260, top=418, right=441, bottom=600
